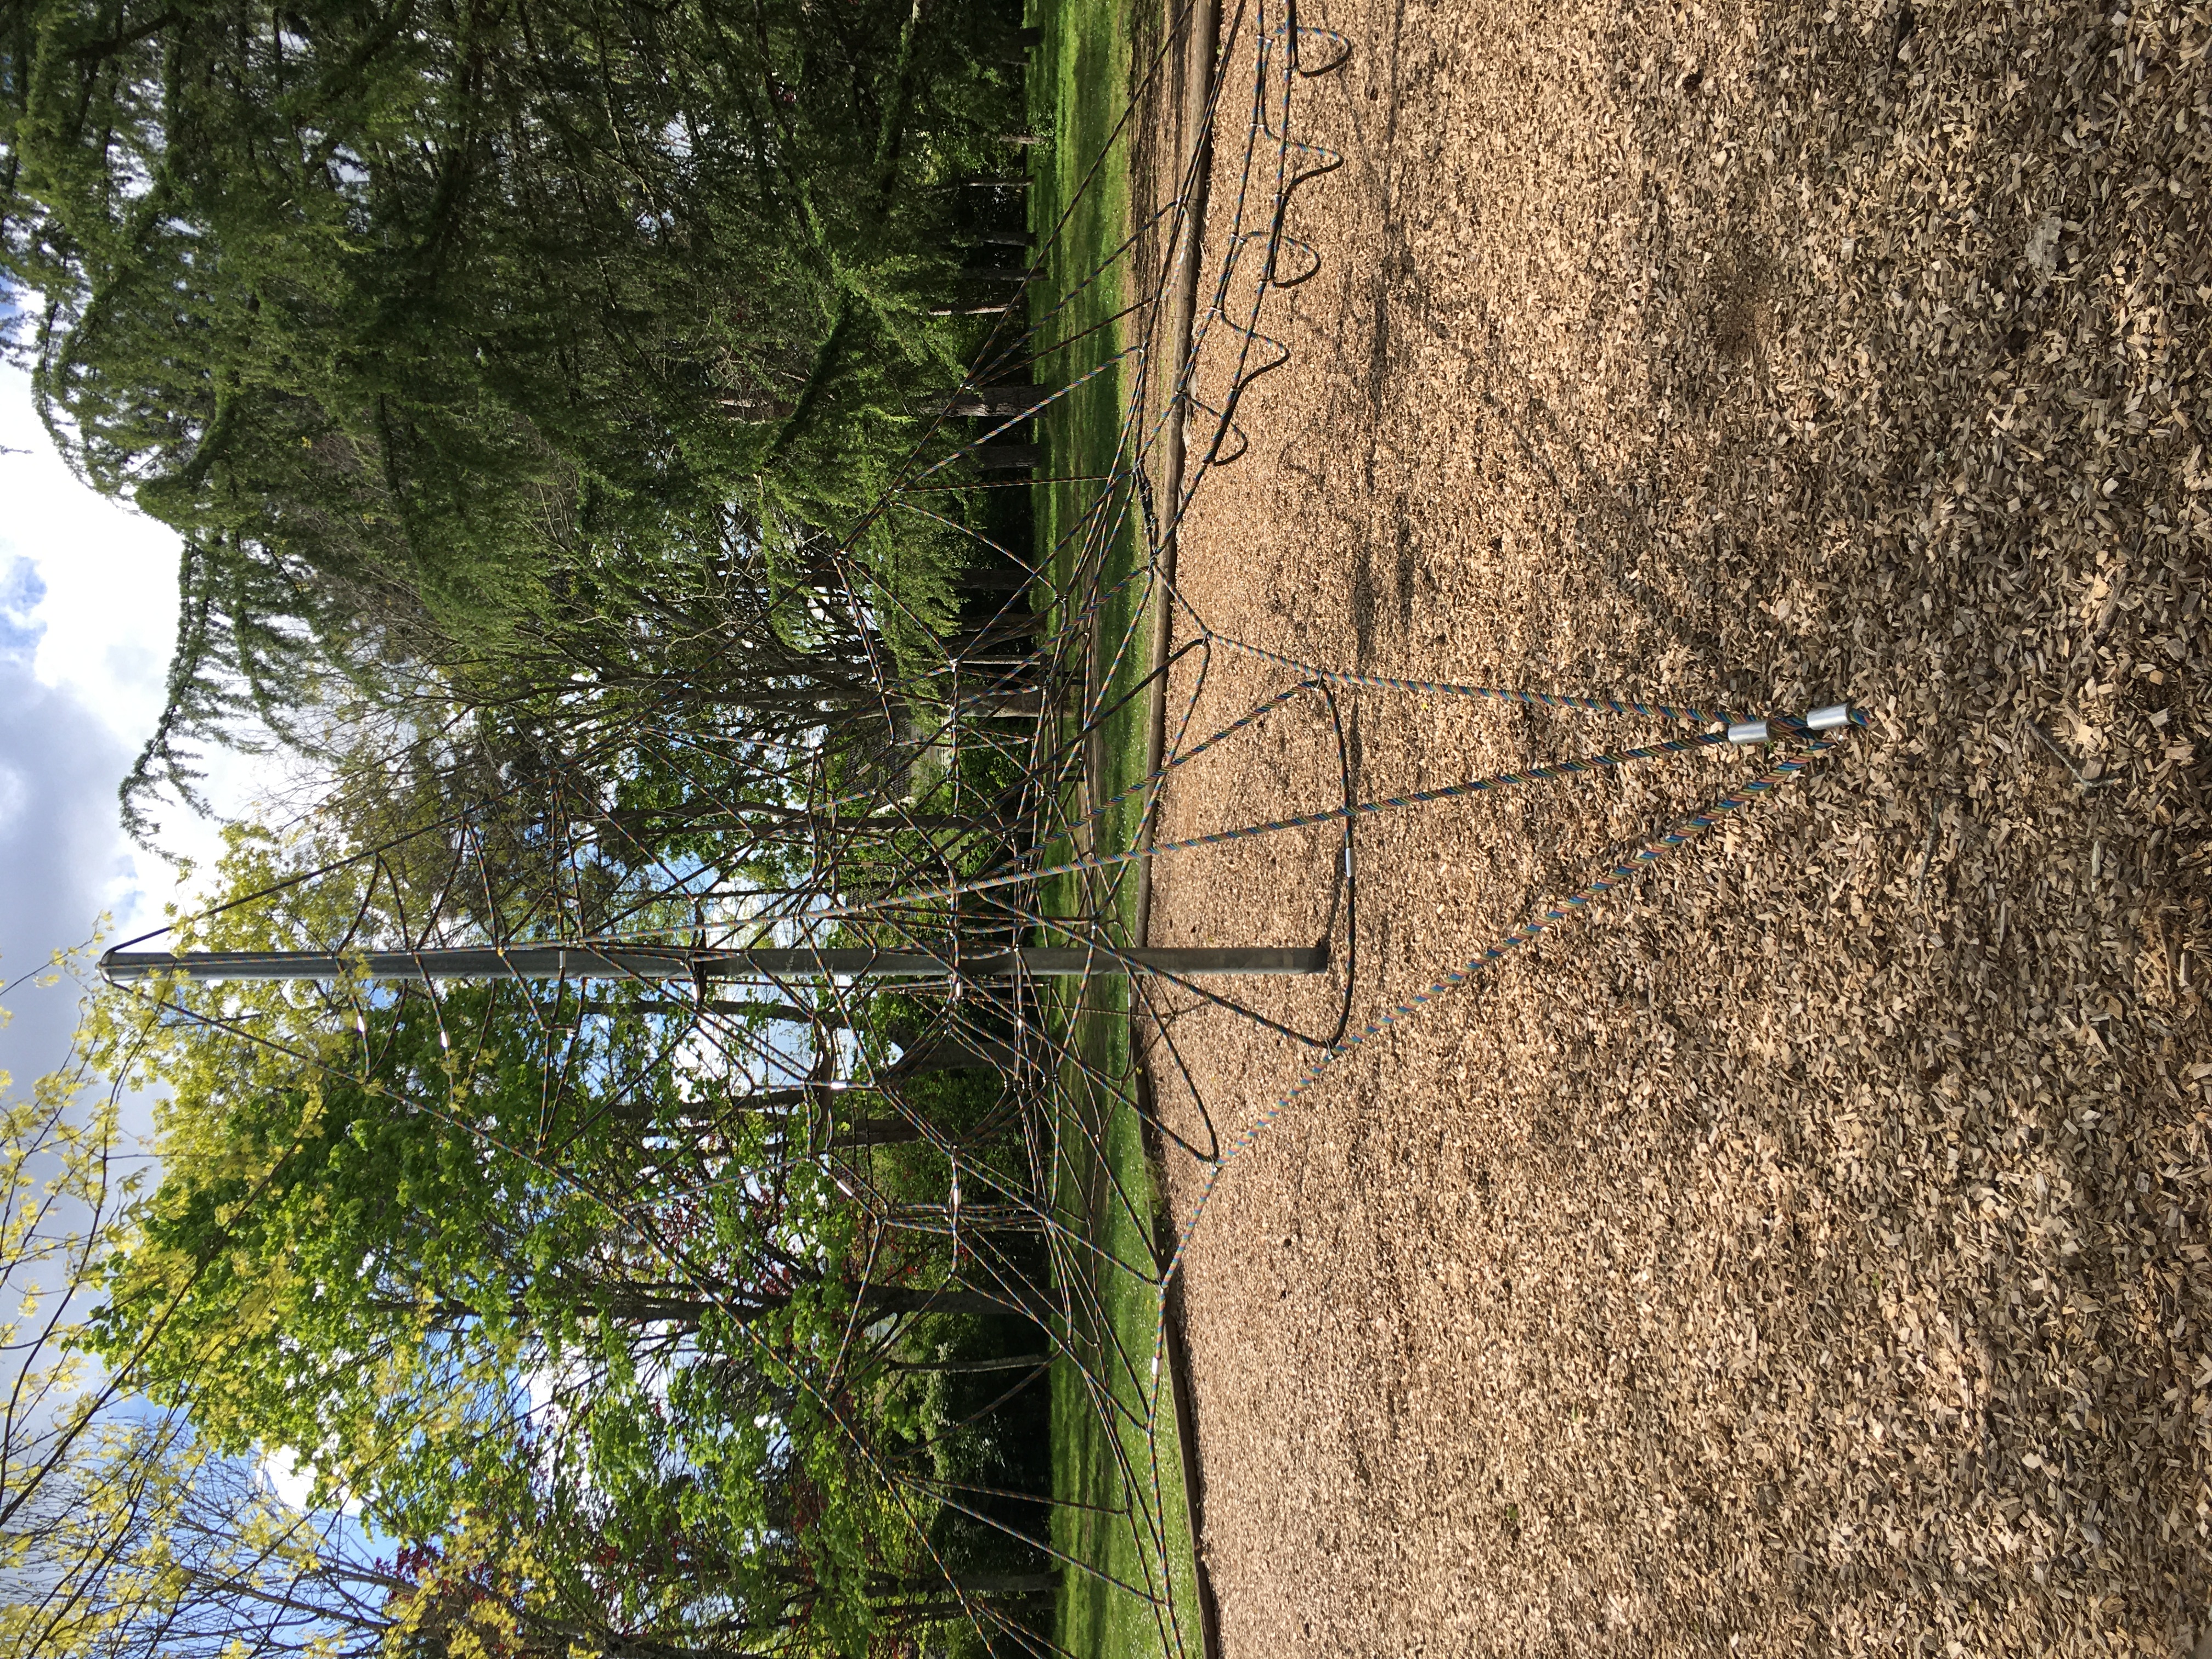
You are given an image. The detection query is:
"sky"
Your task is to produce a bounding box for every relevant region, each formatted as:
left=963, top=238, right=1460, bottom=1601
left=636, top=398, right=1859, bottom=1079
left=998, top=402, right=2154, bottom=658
left=0, top=360, right=261, bottom=1095
left=0, top=359, right=323, bottom=1504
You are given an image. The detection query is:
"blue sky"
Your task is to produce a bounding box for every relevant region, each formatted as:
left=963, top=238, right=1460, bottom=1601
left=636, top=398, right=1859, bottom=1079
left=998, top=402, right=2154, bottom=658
left=1, top=358, right=317, bottom=1501
left=0, top=360, right=262, bottom=1091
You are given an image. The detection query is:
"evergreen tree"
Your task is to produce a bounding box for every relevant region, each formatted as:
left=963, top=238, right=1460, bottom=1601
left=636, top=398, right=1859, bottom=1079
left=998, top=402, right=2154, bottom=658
left=0, top=0, right=1029, bottom=834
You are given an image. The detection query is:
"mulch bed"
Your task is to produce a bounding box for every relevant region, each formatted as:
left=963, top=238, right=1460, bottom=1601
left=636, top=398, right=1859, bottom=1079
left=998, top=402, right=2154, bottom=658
left=1137, top=1, right=2212, bottom=1652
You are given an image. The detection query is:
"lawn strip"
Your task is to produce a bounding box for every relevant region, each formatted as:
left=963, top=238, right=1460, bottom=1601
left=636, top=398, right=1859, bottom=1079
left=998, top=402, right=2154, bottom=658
left=1030, top=0, right=1204, bottom=1652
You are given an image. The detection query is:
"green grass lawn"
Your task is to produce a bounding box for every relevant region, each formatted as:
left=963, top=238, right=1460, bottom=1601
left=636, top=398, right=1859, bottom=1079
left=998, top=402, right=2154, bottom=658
left=1026, top=0, right=1206, bottom=1653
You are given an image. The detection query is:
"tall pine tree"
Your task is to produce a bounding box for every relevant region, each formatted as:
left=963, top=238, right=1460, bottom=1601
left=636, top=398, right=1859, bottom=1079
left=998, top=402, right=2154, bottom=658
left=1, top=0, right=1029, bottom=833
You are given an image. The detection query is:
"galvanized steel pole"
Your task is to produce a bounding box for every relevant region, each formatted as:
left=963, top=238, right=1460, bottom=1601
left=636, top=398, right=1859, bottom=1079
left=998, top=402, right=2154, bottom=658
left=100, top=944, right=1328, bottom=983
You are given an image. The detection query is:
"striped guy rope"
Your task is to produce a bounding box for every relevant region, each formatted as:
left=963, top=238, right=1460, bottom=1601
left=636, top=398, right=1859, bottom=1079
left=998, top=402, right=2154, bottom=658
left=1194, top=629, right=1884, bottom=732
left=814, top=726, right=1741, bottom=922
left=1158, top=735, right=1847, bottom=1283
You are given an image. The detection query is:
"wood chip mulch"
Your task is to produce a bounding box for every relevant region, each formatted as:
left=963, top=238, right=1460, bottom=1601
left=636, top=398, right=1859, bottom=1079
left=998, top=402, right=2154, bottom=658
left=1138, top=1, right=2212, bottom=1651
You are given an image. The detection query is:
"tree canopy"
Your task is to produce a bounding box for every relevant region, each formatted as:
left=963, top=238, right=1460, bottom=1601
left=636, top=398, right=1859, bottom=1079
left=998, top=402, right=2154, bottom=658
left=2, top=0, right=1031, bottom=835
left=8, top=789, right=1054, bottom=1656
left=0, top=3, right=1059, bottom=1649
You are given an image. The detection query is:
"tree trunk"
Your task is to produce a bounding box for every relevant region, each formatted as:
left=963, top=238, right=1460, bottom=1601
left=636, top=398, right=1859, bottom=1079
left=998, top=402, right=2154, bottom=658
left=947, top=1573, right=1056, bottom=1594
left=944, top=384, right=1044, bottom=416
left=833, top=1115, right=923, bottom=1148
left=702, top=1000, right=849, bottom=1028
left=967, top=443, right=1041, bottom=470
left=860, top=1284, right=1023, bottom=1318
left=957, top=562, right=1035, bottom=592
left=596, top=800, right=995, bottom=836
left=888, top=1034, right=1019, bottom=1073
left=576, top=998, right=847, bottom=1028
left=888, top=1353, right=1050, bottom=1374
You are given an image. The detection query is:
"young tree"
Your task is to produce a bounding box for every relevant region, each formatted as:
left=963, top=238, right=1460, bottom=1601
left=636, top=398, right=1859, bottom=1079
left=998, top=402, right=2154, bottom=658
left=66, top=824, right=1030, bottom=1654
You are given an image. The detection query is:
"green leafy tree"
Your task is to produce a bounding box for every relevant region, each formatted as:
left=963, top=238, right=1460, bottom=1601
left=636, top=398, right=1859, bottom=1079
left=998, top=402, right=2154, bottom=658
left=1, top=0, right=1030, bottom=835
left=69, top=827, right=1020, bottom=1654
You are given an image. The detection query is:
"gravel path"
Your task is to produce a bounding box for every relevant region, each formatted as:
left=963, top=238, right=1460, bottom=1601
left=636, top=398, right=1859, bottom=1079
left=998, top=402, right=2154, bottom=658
left=1142, top=2, right=2212, bottom=1652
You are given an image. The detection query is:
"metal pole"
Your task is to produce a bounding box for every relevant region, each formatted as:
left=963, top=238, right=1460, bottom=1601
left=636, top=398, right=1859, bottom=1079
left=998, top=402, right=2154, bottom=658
left=100, top=944, right=1328, bottom=983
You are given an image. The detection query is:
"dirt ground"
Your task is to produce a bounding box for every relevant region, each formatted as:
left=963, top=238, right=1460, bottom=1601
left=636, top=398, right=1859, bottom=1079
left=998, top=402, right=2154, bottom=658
left=1139, top=1, right=2212, bottom=1653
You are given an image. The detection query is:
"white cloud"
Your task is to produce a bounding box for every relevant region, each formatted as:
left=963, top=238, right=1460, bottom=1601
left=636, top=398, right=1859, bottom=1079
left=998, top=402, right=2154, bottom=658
left=262, top=1444, right=317, bottom=1510
left=0, top=362, right=279, bottom=1089
left=260, top=1444, right=363, bottom=1517
left=0, top=759, right=26, bottom=831
left=0, top=363, right=280, bottom=911
left=0, top=368, right=183, bottom=743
